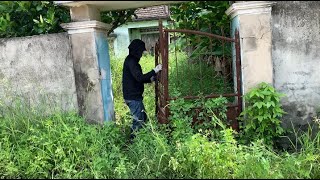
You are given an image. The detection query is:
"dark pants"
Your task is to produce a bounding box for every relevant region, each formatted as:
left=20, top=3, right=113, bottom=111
left=125, top=99, right=147, bottom=140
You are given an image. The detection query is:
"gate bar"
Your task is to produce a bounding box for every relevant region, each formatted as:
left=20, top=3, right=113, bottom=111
left=235, top=29, right=242, bottom=113
left=168, top=93, right=238, bottom=101
left=164, top=29, right=235, bottom=42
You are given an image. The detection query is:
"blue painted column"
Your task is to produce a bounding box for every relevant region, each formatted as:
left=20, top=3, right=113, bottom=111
left=229, top=16, right=241, bottom=95
left=95, top=32, right=115, bottom=121
left=61, top=20, right=115, bottom=124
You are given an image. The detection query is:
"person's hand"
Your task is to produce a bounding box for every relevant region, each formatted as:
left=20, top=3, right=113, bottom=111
left=153, top=64, right=162, bottom=73
left=150, top=76, right=156, bottom=82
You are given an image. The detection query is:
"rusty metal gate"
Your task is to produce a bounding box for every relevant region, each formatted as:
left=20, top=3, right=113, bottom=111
left=155, top=21, right=242, bottom=130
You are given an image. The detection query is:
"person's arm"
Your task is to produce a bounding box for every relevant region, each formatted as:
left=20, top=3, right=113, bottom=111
left=128, top=60, right=156, bottom=83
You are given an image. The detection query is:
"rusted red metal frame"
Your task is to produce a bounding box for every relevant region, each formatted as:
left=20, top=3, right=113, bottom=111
left=235, top=29, right=243, bottom=115
left=164, top=29, right=235, bottom=42
left=156, top=22, right=242, bottom=126
left=156, top=21, right=170, bottom=123
left=229, top=29, right=242, bottom=130
left=168, top=93, right=238, bottom=100
left=155, top=41, right=159, bottom=116
left=163, top=31, right=170, bottom=122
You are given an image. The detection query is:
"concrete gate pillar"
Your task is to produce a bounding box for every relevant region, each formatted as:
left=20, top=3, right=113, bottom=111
left=226, top=1, right=276, bottom=96
left=61, top=5, right=115, bottom=124
left=55, top=1, right=188, bottom=124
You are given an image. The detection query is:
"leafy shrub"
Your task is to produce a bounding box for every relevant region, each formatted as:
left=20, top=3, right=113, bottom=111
left=169, top=128, right=239, bottom=179
left=239, top=82, right=286, bottom=147
left=0, top=1, right=136, bottom=38
left=170, top=1, right=230, bottom=37
left=0, top=1, right=70, bottom=38
left=169, top=95, right=230, bottom=141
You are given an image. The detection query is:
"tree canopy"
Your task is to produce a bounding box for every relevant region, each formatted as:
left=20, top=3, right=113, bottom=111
left=0, top=1, right=231, bottom=38
left=0, top=1, right=137, bottom=38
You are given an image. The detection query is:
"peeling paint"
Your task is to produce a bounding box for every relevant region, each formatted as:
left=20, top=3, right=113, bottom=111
left=95, top=31, right=115, bottom=122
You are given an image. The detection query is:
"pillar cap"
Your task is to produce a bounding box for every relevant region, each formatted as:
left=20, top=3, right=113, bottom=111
left=226, top=1, right=276, bottom=19
left=61, top=20, right=111, bottom=34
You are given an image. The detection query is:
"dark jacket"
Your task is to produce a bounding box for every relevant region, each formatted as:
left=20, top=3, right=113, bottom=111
left=122, top=39, right=156, bottom=100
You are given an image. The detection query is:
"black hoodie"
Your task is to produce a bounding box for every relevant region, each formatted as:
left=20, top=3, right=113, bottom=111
left=122, top=39, right=156, bottom=100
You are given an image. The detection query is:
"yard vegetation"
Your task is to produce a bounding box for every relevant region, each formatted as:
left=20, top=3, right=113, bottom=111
left=1, top=1, right=320, bottom=179
left=0, top=54, right=320, bottom=179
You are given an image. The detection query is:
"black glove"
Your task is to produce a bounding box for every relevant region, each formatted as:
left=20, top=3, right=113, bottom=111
left=150, top=76, right=157, bottom=82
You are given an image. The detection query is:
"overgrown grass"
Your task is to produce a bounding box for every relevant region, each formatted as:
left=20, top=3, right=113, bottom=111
left=1, top=102, right=319, bottom=178
left=0, top=52, right=320, bottom=178
left=168, top=51, right=234, bottom=98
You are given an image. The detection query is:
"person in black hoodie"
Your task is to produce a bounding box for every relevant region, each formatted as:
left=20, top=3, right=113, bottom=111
left=122, top=39, right=162, bottom=140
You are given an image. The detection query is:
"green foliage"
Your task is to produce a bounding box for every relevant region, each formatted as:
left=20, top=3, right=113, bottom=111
left=170, top=1, right=230, bottom=36
left=126, top=121, right=174, bottom=178
left=2, top=1, right=320, bottom=179
left=0, top=1, right=70, bottom=38
left=1, top=62, right=320, bottom=178
left=239, top=82, right=286, bottom=147
left=169, top=95, right=230, bottom=141
left=169, top=129, right=239, bottom=178
left=101, top=9, right=136, bottom=36
left=0, top=104, right=129, bottom=178
left=0, top=1, right=136, bottom=38
left=168, top=52, right=234, bottom=98
left=169, top=1, right=231, bottom=53
left=169, top=1, right=233, bottom=85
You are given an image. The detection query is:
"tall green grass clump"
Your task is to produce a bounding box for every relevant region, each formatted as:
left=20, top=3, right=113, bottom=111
left=0, top=99, right=132, bottom=178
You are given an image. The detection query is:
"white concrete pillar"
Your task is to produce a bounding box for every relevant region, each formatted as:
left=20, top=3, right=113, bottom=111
left=61, top=5, right=115, bottom=124
left=70, top=4, right=101, bottom=22
left=226, top=1, right=276, bottom=95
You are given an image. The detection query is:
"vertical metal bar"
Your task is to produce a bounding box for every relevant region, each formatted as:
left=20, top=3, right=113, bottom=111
left=174, top=32, right=179, bottom=87
left=198, top=35, right=202, bottom=94
left=209, top=24, right=215, bottom=94
left=222, top=40, right=226, bottom=94
left=235, top=29, right=242, bottom=130
left=196, top=20, right=202, bottom=95
left=164, top=31, right=170, bottom=122
left=158, top=20, right=164, bottom=123
left=220, top=27, right=227, bottom=95
left=186, top=34, right=191, bottom=96
left=155, top=42, right=159, bottom=117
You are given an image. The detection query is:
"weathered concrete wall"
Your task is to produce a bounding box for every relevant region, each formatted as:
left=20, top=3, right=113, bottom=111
left=0, top=33, right=78, bottom=113
left=272, top=1, right=320, bottom=130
